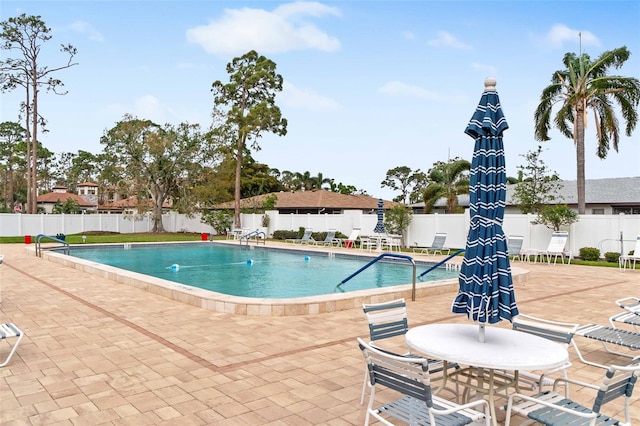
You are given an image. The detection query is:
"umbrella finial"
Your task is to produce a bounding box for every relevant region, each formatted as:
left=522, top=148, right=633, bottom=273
left=484, top=77, right=497, bottom=91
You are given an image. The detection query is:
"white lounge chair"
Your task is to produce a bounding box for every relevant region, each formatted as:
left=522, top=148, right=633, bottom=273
left=0, top=323, right=24, bottom=367
left=507, top=235, right=524, bottom=261
left=541, top=231, right=571, bottom=265
left=314, top=229, right=337, bottom=247
left=336, top=227, right=360, bottom=248
left=619, top=234, right=640, bottom=271
left=414, top=233, right=449, bottom=255
left=286, top=228, right=314, bottom=244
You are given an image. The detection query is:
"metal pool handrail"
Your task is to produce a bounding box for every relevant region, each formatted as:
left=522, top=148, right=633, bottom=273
left=35, top=234, right=69, bottom=257
left=336, top=253, right=418, bottom=300
left=417, top=249, right=464, bottom=279
left=239, top=230, right=266, bottom=246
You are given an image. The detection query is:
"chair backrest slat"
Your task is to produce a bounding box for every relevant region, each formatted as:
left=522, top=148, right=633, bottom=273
left=592, top=364, right=638, bottom=413
left=512, top=318, right=575, bottom=345
left=359, top=338, right=433, bottom=407
left=507, top=235, right=524, bottom=255
left=363, top=299, right=409, bottom=342
left=432, top=233, right=446, bottom=249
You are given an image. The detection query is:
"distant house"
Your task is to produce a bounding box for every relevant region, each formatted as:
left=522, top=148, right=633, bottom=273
left=213, top=190, right=398, bottom=214
left=98, top=197, right=172, bottom=215
left=36, top=185, right=97, bottom=213
left=410, top=177, right=640, bottom=215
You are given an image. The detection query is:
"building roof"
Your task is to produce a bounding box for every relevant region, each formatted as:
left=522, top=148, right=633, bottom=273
left=410, top=177, right=640, bottom=210
left=505, top=176, right=640, bottom=205
left=100, top=197, right=172, bottom=210
left=78, top=182, right=99, bottom=187
left=215, top=190, right=398, bottom=210
left=37, top=192, right=95, bottom=207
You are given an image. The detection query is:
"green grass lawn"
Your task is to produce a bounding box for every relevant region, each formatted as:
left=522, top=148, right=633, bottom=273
left=0, top=232, right=220, bottom=245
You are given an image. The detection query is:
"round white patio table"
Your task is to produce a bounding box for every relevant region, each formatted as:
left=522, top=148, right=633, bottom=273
left=406, top=323, right=568, bottom=426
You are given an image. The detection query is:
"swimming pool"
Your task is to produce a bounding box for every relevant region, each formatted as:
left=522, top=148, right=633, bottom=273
left=42, top=241, right=507, bottom=316
left=65, top=242, right=458, bottom=298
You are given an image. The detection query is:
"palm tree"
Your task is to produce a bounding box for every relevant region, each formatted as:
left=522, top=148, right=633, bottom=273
left=422, top=158, right=471, bottom=213
left=534, top=46, right=640, bottom=214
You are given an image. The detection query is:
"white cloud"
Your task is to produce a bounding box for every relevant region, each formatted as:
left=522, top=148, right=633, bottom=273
left=67, top=21, right=104, bottom=42
left=280, top=81, right=341, bottom=111
left=378, top=81, right=441, bottom=100
left=471, top=62, right=498, bottom=77
left=545, top=24, right=600, bottom=49
left=403, top=30, right=416, bottom=41
left=427, top=30, right=471, bottom=49
left=186, top=1, right=341, bottom=55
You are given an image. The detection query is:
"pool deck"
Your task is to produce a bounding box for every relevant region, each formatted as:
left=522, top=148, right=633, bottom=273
left=1, top=241, right=640, bottom=425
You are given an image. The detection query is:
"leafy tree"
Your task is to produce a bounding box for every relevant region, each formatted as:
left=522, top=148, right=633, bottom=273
left=52, top=197, right=79, bottom=214
left=384, top=204, right=413, bottom=247
left=0, top=121, right=26, bottom=209
left=422, top=158, right=471, bottom=213
left=0, top=14, right=78, bottom=213
left=532, top=205, right=579, bottom=232
left=100, top=115, right=205, bottom=232
left=512, top=145, right=562, bottom=214
left=534, top=46, right=640, bottom=214
left=328, top=179, right=358, bottom=195
left=211, top=50, right=287, bottom=229
left=201, top=210, right=233, bottom=235
left=381, top=166, right=426, bottom=204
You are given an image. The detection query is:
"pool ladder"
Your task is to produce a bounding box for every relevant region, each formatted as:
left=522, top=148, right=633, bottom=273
left=239, top=230, right=266, bottom=247
left=336, top=249, right=464, bottom=301
left=35, top=234, right=69, bottom=257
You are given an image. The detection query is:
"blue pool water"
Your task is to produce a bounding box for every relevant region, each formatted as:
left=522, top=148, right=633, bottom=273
left=67, top=243, right=457, bottom=298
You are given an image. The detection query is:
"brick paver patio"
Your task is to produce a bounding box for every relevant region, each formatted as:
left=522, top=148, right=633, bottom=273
left=1, top=242, right=639, bottom=425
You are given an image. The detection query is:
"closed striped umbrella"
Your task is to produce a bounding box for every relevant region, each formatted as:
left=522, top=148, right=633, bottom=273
left=451, top=78, right=518, bottom=342
left=373, top=199, right=386, bottom=234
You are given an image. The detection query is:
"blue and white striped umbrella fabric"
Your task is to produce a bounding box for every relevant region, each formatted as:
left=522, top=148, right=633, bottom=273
left=374, top=199, right=386, bottom=234
left=452, top=78, right=519, bottom=334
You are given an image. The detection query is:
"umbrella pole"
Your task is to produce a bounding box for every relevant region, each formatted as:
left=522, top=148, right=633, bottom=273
left=479, top=324, right=486, bottom=343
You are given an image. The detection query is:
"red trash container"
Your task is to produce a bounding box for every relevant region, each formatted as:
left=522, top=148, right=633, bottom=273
left=24, top=235, right=32, bottom=244
left=201, top=233, right=208, bottom=241
left=345, top=240, right=353, bottom=248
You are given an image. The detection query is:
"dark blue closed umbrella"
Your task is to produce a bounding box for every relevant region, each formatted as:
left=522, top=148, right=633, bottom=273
left=373, top=199, right=386, bottom=234
left=451, top=78, right=518, bottom=342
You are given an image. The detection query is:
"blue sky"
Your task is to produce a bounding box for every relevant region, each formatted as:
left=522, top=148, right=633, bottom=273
left=1, top=0, right=639, bottom=201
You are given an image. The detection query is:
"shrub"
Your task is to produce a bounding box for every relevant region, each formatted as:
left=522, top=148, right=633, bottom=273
left=273, top=230, right=299, bottom=240
left=604, top=252, right=620, bottom=263
left=579, top=247, right=600, bottom=261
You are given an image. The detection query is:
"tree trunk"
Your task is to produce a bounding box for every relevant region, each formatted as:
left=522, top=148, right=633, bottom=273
left=150, top=186, right=166, bottom=233
left=575, top=104, right=586, bottom=214
left=29, top=66, right=39, bottom=214
left=234, top=133, right=244, bottom=229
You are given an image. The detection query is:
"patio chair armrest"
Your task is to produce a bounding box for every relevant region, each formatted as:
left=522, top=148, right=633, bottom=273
left=616, top=296, right=640, bottom=313
left=431, top=395, right=490, bottom=417
left=506, top=392, right=598, bottom=421
left=551, top=376, right=599, bottom=393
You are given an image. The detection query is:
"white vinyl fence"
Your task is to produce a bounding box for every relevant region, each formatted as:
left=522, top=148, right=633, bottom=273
left=1, top=211, right=639, bottom=258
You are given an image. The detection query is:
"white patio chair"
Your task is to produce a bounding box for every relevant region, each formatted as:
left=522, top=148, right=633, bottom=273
left=505, top=361, right=640, bottom=426
left=360, top=299, right=458, bottom=405
left=358, top=337, right=490, bottom=426
left=619, top=234, right=640, bottom=271
left=510, top=314, right=579, bottom=394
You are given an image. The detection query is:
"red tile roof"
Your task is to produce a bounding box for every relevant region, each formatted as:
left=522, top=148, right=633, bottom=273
left=215, top=190, right=398, bottom=210
left=37, top=192, right=95, bottom=207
